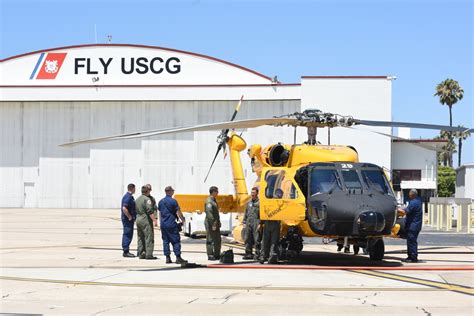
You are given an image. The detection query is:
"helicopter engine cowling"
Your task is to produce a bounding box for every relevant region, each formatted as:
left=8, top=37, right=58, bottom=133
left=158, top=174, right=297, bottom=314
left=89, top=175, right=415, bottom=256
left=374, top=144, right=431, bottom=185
left=267, top=143, right=290, bottom=167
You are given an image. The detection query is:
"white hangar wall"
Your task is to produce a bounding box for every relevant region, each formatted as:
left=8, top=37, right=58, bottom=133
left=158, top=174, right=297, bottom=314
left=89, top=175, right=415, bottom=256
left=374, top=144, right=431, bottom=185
left=301, top=76, right=393, bottom=170
left=0, top=99, right=300, bottom=208
left=0, top=44, right=393, bottom=208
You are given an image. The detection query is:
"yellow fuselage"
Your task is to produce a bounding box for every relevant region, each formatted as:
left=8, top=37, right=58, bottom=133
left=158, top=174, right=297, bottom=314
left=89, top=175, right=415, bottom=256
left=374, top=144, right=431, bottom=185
left=230, top=134, right=359, bottom=241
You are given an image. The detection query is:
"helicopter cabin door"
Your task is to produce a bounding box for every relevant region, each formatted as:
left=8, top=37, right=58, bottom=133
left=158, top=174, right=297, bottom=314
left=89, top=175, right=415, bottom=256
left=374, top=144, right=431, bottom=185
left=259, top=167, right=306, bottom=225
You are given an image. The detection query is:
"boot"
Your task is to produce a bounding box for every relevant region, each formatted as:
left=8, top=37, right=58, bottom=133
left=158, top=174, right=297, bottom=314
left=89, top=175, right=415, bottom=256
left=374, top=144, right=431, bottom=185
left=123, top=251, right=135, bottom=258
left=145, top=256, right=158, bottom=260
left=242, top=252, right=254, bottom=260
left=208, top=255, right=217, bottom=261
left=166, top=256, right=172, bottom=264
left=176, top=255, right=187, bottom=264
left=268, top=255, right=278, bottom=264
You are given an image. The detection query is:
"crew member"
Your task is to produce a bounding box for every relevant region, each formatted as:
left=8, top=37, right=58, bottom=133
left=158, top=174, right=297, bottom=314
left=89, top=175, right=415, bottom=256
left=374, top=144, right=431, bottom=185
left=136, top=185, right=158, bottom=260
left=399, top=189, right=422, bottom=263
left=205, top=186, right=221, bottom=261
left=158, top=186, right=187, bottom=264
left=145, top=184, right=158, bottom=225
left=259, top=220, right=280, bottom=264
left=243, top=187, right=261, bottom=260
left=121, top=183, right=136, bottom=258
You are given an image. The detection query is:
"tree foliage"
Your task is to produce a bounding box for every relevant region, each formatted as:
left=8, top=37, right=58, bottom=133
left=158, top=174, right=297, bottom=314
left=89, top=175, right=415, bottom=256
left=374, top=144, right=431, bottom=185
left=435, top=131, right=456, bottom=167
left=437, top=166, right=456, bottom=197
left=434, top=78, right=464, bottom=127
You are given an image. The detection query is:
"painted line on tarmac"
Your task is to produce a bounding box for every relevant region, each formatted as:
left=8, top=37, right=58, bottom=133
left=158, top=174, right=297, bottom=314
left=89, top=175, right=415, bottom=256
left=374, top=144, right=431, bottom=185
left=0, top=276, right=442, bottom=292
left=223, top=243, right=245, bottom=250
left=207, top=264, right=474, bottom=271
left=0, top=244, right=116, bottom=250
left=351, top=270, right=474, bottom=296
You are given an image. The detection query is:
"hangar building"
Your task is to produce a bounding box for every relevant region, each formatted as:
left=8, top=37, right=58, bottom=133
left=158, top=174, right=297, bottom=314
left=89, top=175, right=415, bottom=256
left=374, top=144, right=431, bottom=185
left=1, top=44, right=399, bottom=208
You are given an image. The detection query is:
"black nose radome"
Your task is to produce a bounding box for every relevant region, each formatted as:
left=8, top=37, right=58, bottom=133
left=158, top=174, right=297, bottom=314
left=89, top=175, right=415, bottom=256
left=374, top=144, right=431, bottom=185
left=358, top=211, right=385, bottom=233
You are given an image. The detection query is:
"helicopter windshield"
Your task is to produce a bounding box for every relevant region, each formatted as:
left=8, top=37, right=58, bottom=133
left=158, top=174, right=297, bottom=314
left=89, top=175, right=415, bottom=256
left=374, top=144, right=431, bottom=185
left=341, top=169, right=362, bottom=189
left=310, top=169, right=342, bottom=195
left=361, top=169, right=393, bottom=195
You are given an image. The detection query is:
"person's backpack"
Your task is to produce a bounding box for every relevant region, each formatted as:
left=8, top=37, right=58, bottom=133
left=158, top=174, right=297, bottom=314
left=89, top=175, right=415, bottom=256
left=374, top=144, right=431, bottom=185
left=219, top=249, right=234, bottom=264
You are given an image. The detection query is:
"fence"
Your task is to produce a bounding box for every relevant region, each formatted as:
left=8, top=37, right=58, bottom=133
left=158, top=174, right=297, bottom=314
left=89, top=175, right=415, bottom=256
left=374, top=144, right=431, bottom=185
left=427, top=197, right=473, bottom=233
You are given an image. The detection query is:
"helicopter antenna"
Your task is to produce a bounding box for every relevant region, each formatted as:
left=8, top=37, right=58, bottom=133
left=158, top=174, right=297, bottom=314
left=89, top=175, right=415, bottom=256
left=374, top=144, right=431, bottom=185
left=307, top=127, right=317, bottom=145
left=328, top=127, right=331, bottom=145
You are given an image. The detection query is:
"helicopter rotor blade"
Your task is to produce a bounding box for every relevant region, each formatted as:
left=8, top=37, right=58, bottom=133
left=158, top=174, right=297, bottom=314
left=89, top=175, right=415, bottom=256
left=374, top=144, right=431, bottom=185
left=204, top=142, right=224, bottom=183
left=354, top=119, right=468, bottom=133
left=60, top=117, right=298, bottom=147
left=347, top=127, right=446, bottom=152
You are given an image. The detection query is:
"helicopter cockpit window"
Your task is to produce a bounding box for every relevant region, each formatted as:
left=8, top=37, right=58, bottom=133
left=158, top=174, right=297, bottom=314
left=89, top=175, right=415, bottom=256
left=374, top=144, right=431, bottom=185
left=309, top=169, right=342, bottom=195
left=341, top=169, right=362, bottom=189
left=361, top=170, right=394, bottom=195
left=264, top=170, right=298, bottom=199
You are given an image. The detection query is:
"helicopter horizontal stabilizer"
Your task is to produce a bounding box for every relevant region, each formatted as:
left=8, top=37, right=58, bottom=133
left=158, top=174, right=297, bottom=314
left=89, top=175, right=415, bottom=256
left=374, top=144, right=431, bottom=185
left=174, top=194, right=237, bottom=213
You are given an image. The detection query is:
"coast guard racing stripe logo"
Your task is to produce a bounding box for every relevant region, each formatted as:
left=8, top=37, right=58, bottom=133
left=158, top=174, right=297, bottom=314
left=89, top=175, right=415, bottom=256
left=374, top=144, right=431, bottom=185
left=30, top=52, right=67, bottom=80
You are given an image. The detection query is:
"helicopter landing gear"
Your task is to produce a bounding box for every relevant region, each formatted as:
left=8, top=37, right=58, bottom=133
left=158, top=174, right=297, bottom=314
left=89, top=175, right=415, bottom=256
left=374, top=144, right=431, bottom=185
left=278, top=226, right=304, bottom=260
left=368, top=238, right=385, bottom=261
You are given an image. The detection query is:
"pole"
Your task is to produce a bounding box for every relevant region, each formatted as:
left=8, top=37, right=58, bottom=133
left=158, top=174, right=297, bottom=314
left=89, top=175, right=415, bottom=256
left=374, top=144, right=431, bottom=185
left=328, top=128, right=331, bottom=145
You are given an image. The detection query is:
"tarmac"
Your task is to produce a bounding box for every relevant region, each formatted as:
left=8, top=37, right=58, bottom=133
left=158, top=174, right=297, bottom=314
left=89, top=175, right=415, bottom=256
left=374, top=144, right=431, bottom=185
left=1, top=208, right=473, bottom=315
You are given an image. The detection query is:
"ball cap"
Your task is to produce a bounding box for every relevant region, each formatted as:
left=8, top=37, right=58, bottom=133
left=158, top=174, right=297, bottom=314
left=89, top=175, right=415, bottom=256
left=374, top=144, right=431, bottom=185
left=165, top=186, right=175, bottom=192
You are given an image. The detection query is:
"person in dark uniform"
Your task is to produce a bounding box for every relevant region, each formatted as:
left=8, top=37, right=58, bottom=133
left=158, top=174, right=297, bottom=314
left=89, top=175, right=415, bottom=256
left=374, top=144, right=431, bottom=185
left=158, top=186, right=187, bottom=264
left=243, top=187, right=261, bottom=260
left=121, top=183, right=136, bottom=258
left=399, top=189, right=423, bottom=263
left=205, top=186, right=221, bottom=261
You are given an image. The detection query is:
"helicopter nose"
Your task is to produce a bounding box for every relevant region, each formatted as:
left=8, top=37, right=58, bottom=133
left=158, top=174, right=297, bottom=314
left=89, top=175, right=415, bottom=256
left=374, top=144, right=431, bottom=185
left=357, top=210, right=385, bottom=233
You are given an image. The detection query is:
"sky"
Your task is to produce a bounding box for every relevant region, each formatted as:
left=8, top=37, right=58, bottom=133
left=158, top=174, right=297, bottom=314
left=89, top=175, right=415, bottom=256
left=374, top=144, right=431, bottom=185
left=1, top=0, right=473, bottom=165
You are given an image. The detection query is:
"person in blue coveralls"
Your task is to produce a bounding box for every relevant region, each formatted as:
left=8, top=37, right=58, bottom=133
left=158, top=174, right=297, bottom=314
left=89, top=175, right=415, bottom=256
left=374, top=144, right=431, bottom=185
left=158, top=186, right=187, bottom=264
left=399, top=189, right=423, bottom=263
left=121, top=183, right=136, bottom=258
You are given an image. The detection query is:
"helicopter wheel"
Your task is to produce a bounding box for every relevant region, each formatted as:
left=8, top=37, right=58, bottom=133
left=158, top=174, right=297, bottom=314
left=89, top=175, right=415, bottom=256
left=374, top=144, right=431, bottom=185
left=369, top=239, right=384, bottom=261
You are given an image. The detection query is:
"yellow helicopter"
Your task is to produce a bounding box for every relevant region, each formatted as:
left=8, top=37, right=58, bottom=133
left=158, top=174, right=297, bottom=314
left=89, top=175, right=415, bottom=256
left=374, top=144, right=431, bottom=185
left=61, top=98, right=470, bottom=261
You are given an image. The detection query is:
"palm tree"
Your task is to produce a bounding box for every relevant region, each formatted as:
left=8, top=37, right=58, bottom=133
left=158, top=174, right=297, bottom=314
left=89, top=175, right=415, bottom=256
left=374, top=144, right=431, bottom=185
left=434, top=78, right=464, bottom=127
left=453, top=126, right=471, bottom=167
left=436, top=131, right=456, bottom=167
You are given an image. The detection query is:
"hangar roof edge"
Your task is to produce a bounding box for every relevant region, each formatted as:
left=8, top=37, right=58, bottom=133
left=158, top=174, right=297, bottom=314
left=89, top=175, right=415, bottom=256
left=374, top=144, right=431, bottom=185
left=0, top=43, right=273, bottom=82
left=302, top=76, right=390, bottom=79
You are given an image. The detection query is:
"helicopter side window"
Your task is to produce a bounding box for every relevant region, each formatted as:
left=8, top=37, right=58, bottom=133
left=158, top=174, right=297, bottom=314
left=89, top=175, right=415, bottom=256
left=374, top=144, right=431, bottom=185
left=310, top=169, right=342, bottom=195
left=264, top=170, right=298, bottom=199
left=341, top=169, right=362, bottom=190
left=361, top=170, right=393, bottom=195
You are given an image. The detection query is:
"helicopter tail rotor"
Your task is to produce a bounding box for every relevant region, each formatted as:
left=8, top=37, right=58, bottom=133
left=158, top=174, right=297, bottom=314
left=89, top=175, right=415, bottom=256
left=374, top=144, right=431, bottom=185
left=203, top=95, right=244, bottom=183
